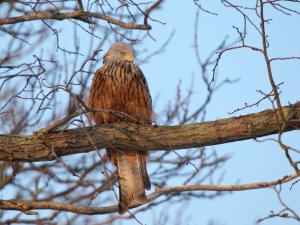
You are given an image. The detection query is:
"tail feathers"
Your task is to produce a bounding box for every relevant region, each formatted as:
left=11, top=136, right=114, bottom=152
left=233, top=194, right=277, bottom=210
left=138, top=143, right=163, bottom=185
left=140, top=155, right=151, bottom=190
left=116, top=151, right=150, bottom=214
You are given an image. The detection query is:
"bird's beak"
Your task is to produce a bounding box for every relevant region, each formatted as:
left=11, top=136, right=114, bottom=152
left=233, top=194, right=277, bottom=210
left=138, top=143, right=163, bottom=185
left=124, top=54, right=134, bottom=62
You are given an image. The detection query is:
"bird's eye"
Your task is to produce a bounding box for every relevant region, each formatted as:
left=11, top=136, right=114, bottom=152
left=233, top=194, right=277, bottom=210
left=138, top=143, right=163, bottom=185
left=120, top=51, right=126, bottom=56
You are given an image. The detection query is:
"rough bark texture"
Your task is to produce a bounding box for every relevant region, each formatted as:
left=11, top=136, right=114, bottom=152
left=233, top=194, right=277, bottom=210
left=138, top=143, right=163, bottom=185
left=0, top=102, right=299, bottom=162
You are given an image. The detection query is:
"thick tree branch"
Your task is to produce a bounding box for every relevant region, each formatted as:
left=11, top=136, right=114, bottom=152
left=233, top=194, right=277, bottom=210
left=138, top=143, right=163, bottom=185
left=0, top=102, right=299, bottom=162
left=0, top=173, right=298, bottom=215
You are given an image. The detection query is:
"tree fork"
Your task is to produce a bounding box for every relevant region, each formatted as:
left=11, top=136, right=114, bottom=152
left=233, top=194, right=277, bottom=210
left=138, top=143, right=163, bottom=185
left=0, top=102, right=299, bottom=162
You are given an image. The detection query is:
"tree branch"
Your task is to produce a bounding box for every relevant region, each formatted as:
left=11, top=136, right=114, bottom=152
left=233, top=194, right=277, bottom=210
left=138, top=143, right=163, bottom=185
left=0, top=173, right=298, bottom=215
left=0, top=102, right=299, bottom=162
left=0, top=10, right=151, bottom=30
left=260, top=0, right=285, bottom=121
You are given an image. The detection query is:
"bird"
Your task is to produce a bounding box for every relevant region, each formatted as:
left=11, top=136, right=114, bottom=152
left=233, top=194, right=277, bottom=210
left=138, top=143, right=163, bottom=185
left=87, top=42, right=152, bottom=214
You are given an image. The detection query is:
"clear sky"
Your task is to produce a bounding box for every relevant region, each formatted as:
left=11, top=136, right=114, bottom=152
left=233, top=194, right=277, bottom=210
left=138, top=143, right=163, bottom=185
left=1, top=1, right=300, bottom=225
left=136, top=1, right=300, bottom=225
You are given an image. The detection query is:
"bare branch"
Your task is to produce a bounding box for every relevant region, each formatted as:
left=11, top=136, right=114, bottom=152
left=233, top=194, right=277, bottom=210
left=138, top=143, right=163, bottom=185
left=259, top=0, right=285, bottom=121
left=0, top=10, right=151, bottom=30
left=1, top=173, right=298, bottom=215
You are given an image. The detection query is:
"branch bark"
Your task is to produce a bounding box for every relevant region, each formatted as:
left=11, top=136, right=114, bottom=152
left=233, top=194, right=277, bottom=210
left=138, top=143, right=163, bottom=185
left=0, top=173, right=298, bottom=215
left=0, top=102, right=299, bottom=162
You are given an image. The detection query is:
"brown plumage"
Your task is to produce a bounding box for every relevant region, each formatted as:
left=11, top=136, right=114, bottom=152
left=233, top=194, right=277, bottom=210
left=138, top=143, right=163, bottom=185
left=87, top=42, right=152, bottom=214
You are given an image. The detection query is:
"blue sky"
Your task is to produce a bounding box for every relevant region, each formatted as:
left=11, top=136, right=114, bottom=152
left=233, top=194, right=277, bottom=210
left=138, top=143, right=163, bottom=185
left=136, top=1, right=300, bottom=225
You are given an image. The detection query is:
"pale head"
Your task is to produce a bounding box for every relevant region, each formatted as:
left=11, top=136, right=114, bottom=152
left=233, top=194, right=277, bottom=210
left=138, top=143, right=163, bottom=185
left=103, top=42, right=135, bottom=64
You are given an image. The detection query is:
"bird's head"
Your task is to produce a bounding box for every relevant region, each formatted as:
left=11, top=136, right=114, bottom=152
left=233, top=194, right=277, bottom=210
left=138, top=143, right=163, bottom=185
left=103, top=42, right=135, bottom=64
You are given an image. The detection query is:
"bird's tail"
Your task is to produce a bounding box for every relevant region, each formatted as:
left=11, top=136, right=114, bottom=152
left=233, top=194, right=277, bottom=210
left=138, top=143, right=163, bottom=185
left=114, top=150, right=150, bottom=214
